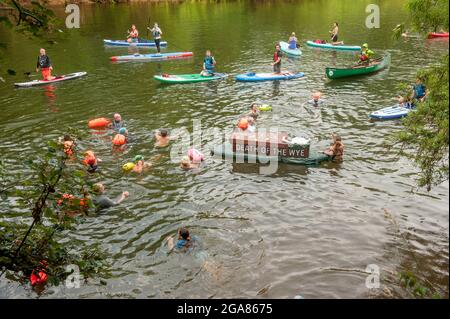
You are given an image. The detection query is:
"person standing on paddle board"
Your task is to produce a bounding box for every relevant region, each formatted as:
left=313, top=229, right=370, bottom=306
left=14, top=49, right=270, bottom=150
left=201, top=50, right=216, bottom=76
left=329, top=22, right=342, bottom=45
left=272, top=44, right=283, bottom=74
left=127, top=25, right=139, bottom=43
left=36, top=48, right=54, bottom=81
left=149, top=23, right=163, bottom=53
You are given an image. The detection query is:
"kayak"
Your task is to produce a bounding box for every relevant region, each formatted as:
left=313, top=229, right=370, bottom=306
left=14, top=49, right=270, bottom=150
left=153, top=73, right=228, bottom=84
left=211, top=143, right=330, bottom=166
left=427, top=32, right=449, bottom=39
left=325, top=53, right=390, bottom=79
left=306, top=40, right=361, bottom=51
left=369, top=104, right=414, bottom=120
left=279, top=41, right=302, bottom=56
left=14, top=72, right=87, bottom=87
left=235, top=71, right=305, bottom=82
left=103, top=39, right=168, bottom=47
left=110, top=52, right=193, bottom=62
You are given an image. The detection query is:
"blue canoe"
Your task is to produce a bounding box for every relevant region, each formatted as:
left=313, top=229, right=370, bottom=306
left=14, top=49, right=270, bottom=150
left=306, top=40, right=361, bottom=51
left=369, top=104, right=414, bottom=120
left=280, top=41, right=302, bottom=56
left=235, top=71, right=305, bottom=82
left=103, top=39, right=168, bottom=47
left=110, top=52, right=193, bottom=62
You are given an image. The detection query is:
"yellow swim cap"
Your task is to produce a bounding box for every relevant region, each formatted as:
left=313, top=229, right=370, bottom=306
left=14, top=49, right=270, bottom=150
left=122, top=162, right=135, bottom=172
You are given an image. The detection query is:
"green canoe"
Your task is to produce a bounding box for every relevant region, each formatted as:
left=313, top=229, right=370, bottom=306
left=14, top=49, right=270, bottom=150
left=153, top=73, right=228, bottom=84
left=211, top=143, right=331, bottom=166
left=325, top=53, right=391, bottom=79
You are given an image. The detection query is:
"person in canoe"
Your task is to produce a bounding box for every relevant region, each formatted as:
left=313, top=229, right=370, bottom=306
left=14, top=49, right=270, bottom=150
left=200, top=50, right=216, bottom=76
left=148, top=22, right=163, bottom=53
left=288, top=32, right=299, bottom=49
left=272, top=44, right=283, bottom=74
left=358, top=43, right=374, bottom=65
left=36, top=48, right=55, bottom=81
left=127, top=24, right=139, bottom=43
left=329, top=22, right=343, bottom=45
left=412, top=77, right=428, bottom=102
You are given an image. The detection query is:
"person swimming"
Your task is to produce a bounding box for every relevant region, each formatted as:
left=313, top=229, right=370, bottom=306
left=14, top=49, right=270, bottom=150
left=109, top=113, right=123, bottom=130
left=92, top=183, right=129, bottom=211
left=247, top=103, right=260, bottom=121
left=83, top=150, right=100, bottom=173
left=132, top=155, right=152, bottom=173
left=308, top=91, right=324, bottom=107
left=154, top=128, right=177, bottom=148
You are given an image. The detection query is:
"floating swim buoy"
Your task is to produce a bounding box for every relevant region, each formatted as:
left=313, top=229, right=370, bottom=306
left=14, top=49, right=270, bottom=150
left=258, top=104, right=272, bottom=111
left=188, top=148, right=204, bottom=163
left=83, top=151, right=97, bottom=166
left=112, top=134, right=126, bottom=146
left=238, top=118, right=248, bottom=130
left=88, top=117, right=111, bottom=129
left=122, top=162, right=135, bottom=172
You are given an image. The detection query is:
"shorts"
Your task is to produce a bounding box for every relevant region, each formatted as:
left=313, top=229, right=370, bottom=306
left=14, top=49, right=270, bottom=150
left=273, top=63, right=281, bottom=74
left=331, top=34, right=338, bottom=42
left=41, top=67, right=51, bottom=80
left=130, top=37, right=138, bottom=43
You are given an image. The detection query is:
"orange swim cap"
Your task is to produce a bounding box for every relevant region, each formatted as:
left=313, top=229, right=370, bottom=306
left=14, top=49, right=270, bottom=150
left=238, top=118, right=248, bottom=130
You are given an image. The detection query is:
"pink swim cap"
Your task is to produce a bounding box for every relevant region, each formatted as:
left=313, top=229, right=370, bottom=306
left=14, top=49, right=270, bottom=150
left=187, top=148, right=204, bottom=163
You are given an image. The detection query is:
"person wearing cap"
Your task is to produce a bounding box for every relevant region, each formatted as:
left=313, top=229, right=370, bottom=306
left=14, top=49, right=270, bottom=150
left=83, top=150, right=100, bottom=173
left=288, top=32, right=299, bottom=49
left=132, top=155, right=152, bottom=173
left=237, top=117, right=249, bottom=131
left=358, top=43, right=374, bottom=65
left=92, top=183, right=129, bottom=211
left=108, top=113, right=123, bottom=131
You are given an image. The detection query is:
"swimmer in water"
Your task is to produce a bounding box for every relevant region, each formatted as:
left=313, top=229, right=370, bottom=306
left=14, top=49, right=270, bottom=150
left=154, top=128, right=177, bottom=148
left=132, top=155, right=152, bottom=173
left=58, top=135, right=76, bottom=156
left=109, top=113, right=123, bottom=130
left=83, top=150, right=100, bottom=173
left=92, top=183, right=129, bottom=211
left=309, top=91, right=324, bottom=107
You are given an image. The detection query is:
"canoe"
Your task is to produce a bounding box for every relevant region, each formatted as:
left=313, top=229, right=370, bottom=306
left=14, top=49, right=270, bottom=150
left=427, top=32, right=449, bottom=39
left=211, top=143, right=330, bottom=166
left=235, top=71, right=305, bottom=82
left=369, top=104, right=414, bottom=120
left=153, top=73, right=228, bottom=84
left=103, top=39, right=168, bottom=47
left=306, top=40, right=361, bottom=51
left=110, top=52, right=193, bottom=62
left=279, top=41, right=302, bottom=56
left=325, top=53, right=390, bottom=79
left=14, top=72, right=87, bottom=87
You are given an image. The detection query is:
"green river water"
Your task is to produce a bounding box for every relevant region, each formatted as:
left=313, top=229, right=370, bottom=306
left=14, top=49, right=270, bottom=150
left=0, top=0, right=448, bottom=298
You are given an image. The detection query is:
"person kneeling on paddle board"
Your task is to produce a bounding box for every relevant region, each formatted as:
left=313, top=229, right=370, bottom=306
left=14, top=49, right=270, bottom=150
left=272, top=44, right=282, bottom=74
left=36, top=48, right=54, bottom=81
left=288, top=32, right=299, bottom=49
left=127, top=25, right=139, bottom=43
left=148, top=23, right=163, bottom=53
left=201, top=50, right=216, bottom=76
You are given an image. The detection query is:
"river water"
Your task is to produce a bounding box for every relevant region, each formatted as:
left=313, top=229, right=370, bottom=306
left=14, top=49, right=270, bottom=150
left=0, top=0, right=448, bottom=298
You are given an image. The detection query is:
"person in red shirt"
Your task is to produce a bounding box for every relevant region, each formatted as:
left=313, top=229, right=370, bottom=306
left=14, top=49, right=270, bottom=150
left=272, top=44, right=282, bottom=74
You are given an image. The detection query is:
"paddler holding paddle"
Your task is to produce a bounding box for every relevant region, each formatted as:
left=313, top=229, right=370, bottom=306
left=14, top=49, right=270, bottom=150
left=36, top=48, right=55, bottom=81
left=127, top=24, right=139, bottom=43
left=148, top=23, right=163, bottom=53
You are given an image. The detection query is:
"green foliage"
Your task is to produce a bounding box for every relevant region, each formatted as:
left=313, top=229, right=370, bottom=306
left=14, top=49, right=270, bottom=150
left=399, top=271, right=437, bottom=298
left=392, top=56, right=449, bottom=191
left=407, top=0, right=449, bottom=33
left=0, top=0, right=62, bottom=39
left=0, top=132, right=109, bottom=289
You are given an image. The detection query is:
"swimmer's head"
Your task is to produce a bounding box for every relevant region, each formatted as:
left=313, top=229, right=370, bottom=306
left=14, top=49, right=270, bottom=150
left=250, top=103, right=258, bottom=111
left=178, top=227, right=190, bottom=240
left=119, top=127, right=127, bottom=135
left=92, top=183, right=105, bottom=194
left=180, top=156, right=191, bottom=169
left=113, top=113, right=121, bottom=122
left=312, top=91, right=321, bottom=101
left=40, top=48, right=46, bottom=56
left=238, top=117, right=248, bottom=130
left=159, top=129, right=168, bottom=137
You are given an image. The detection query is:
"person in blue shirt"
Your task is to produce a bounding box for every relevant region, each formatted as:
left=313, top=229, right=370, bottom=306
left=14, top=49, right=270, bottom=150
left=288, top=32, right=298, bottom=49
left=412, top=77, right=427, bottom=102
left=200, top=50, right=216, bottom=76
left=166, top=227, right=198, bottom=252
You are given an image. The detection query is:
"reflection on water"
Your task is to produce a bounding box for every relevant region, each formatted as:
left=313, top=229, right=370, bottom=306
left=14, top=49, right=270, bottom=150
left=0, top=0, right=448, bottom=299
